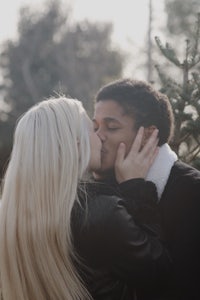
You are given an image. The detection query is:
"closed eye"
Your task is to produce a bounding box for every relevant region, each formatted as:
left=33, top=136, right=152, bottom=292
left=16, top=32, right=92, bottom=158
left=107, top=127, right=119, bottom=131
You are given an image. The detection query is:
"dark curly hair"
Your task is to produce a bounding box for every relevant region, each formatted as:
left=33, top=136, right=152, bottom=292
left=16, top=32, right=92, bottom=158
left=95, top=78, right=174, bottom=146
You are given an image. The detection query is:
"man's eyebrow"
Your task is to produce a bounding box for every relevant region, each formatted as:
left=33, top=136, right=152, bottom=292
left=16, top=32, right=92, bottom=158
left=92, top=117, right=121, bottom=123
left=104, top=117, right=121, bottom=123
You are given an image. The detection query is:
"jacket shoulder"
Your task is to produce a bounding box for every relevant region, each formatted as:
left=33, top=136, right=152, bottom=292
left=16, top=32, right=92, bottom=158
left=172, top=161, right=200, bottom=178
left=162, top=160, right=200, bottom=205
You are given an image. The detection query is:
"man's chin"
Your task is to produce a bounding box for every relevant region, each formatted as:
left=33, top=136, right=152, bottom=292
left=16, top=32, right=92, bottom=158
left=92, top=168, right=115, bottom=180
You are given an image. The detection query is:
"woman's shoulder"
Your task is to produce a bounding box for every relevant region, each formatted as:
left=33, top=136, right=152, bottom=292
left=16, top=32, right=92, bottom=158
left=72, top=186, right=128, bottom=259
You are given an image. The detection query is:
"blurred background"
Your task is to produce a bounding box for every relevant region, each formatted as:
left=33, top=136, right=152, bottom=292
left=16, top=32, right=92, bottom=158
left=0, top=0, right=200, bottom=179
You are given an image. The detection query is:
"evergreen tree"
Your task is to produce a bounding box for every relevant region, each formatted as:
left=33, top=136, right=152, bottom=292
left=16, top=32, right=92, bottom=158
left=155, top=13, right=200, bottom=169
left=164, top=0, right=200, bottom=37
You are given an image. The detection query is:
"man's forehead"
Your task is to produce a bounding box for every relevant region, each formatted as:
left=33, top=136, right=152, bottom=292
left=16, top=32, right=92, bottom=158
left=94, top=100, right=125, bottom=117
left=93, top=102, right=135, bottom=128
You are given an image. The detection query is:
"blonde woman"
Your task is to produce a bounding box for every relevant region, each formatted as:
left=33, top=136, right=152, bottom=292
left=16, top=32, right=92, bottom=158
left=0, top=97, right=170, bottom=300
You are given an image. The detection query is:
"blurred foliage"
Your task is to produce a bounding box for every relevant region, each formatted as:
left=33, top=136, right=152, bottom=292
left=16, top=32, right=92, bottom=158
left=0, top=0, right=124, bottom=179
left=164, top=0, right=200, bottom=37
left=155, top=13, right=200, bottom=169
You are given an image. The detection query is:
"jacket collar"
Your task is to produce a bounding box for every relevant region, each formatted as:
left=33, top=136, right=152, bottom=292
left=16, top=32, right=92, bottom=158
left=146, top=143, right=178, bottom=201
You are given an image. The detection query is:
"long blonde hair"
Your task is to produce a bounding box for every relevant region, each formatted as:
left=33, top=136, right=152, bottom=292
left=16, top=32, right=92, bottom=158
left=0, top=97, right=91, bottom=299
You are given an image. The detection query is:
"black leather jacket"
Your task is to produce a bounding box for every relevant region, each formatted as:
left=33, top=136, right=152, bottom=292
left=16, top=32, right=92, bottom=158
left=72, top=179, right=171, bottom=300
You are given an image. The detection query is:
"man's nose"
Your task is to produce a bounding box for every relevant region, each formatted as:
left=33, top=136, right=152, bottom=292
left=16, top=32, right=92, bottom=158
left=96, top=128, right=106, bottom=142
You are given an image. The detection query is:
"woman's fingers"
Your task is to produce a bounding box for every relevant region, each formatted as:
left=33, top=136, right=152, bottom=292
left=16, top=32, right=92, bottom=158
left=129, top=126, right=144, bottom=154
left=140, top=129, right=159, bottom=157
left=114, top=127, right=159, bottom=183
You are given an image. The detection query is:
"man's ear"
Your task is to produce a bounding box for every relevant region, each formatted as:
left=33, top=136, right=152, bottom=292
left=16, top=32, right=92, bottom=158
left=142, top=125, right=157, bottom=146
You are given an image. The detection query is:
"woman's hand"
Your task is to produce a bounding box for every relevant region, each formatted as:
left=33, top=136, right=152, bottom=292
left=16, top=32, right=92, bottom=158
left=115, top=127, right=159, bottom=183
